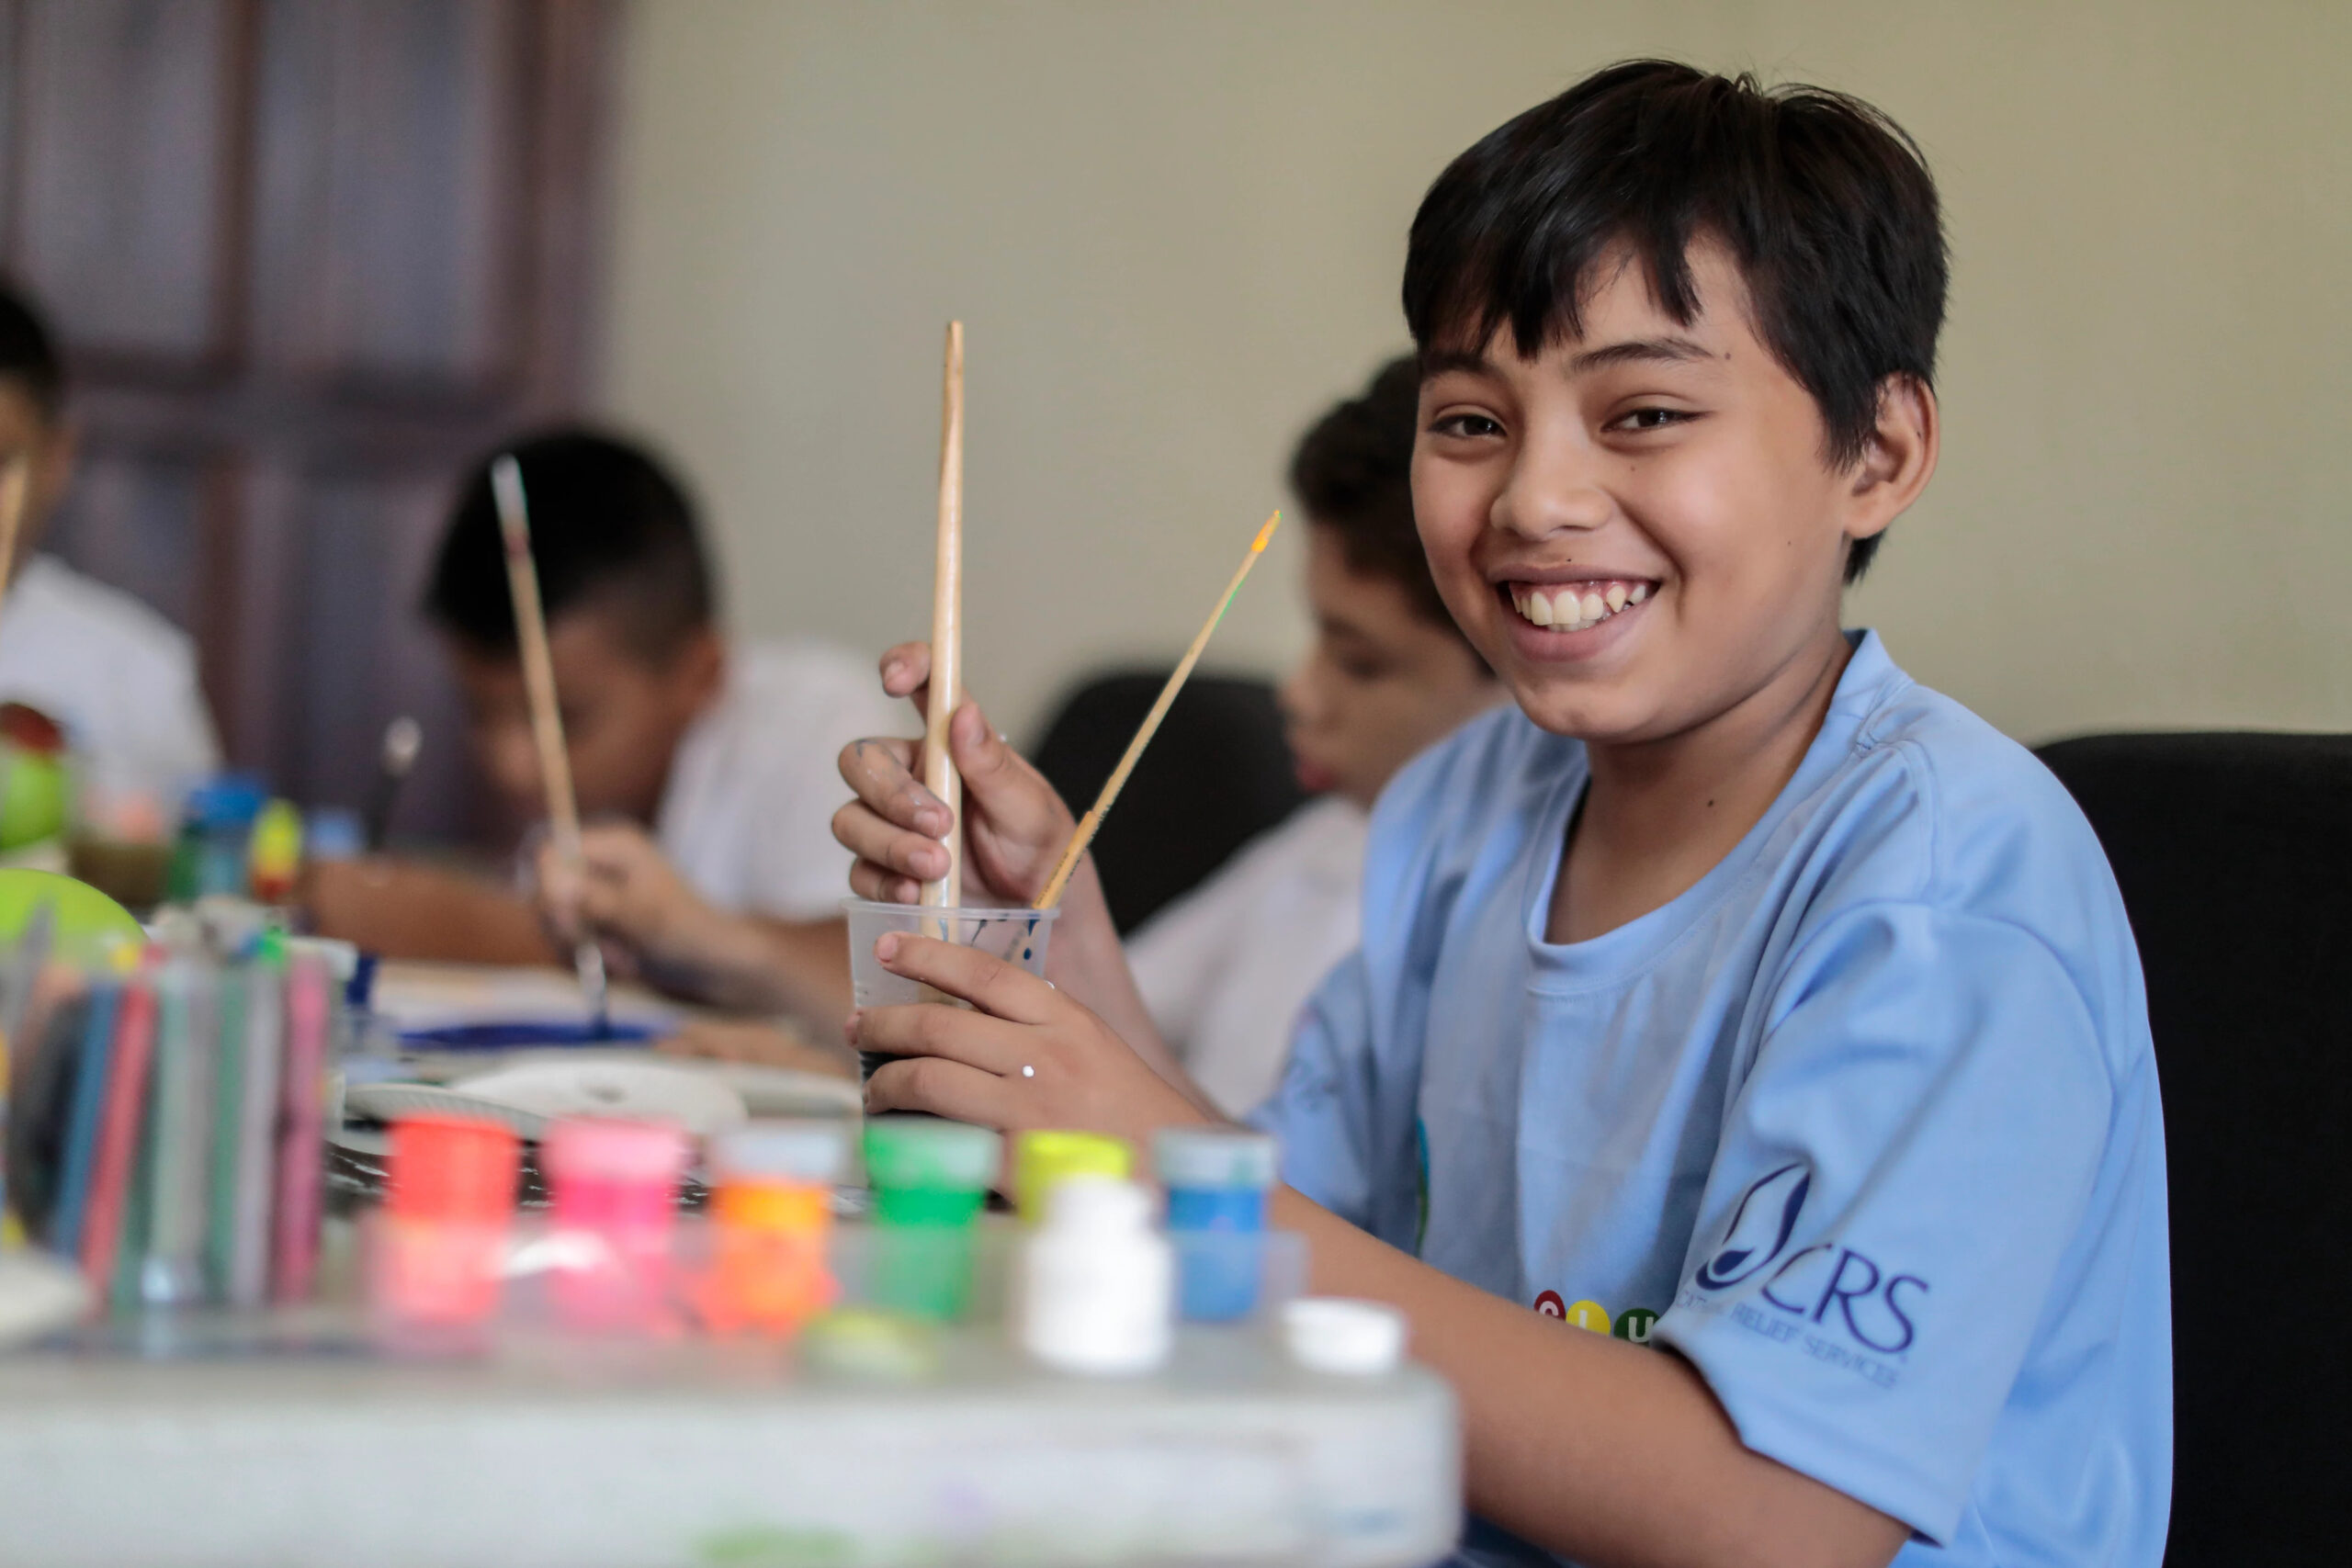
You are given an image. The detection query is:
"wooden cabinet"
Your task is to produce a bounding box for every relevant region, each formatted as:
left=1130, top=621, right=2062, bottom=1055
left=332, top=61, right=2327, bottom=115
left=0, top=0, right=616, bottom=843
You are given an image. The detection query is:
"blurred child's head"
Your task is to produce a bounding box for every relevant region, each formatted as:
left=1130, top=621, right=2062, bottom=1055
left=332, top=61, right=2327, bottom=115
left=1403, top=61, right=1944, bottom=744
left=1281, top=355, right=1498, bottom=809
left=426, top=428, right=723, bottom=829
left=0, top=281, right=78, bottom=563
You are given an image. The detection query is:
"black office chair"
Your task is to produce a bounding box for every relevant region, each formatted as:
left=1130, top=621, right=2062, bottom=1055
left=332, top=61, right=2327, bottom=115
left=2035, top=731, right=2352, bottom=1568
left=1030, top=670, right=1306, bottom=934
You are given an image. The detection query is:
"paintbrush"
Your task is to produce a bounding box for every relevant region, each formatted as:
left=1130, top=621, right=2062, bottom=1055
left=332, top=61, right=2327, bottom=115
left=1032, top=511, right=1282, bottom=910
left=362, top=715, right=422, bottom=852
left=922, top=321, right=966, bottom=910
left=489, top=455, right=609, bottom=1030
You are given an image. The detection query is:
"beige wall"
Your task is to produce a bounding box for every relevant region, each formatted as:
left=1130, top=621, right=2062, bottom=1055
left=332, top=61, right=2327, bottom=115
left=602, top=1, right=2352, bottom=745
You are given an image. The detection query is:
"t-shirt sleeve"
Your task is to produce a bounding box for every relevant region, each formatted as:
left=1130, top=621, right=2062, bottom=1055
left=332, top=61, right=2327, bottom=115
left=1653, top=903, right=2114, bottom=1545
left=1249, top=947, right=1387, bottom=1232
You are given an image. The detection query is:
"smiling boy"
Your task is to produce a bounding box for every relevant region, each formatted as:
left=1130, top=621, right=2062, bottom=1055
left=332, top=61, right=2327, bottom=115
left=833, top=62, right=2168, bottom=1568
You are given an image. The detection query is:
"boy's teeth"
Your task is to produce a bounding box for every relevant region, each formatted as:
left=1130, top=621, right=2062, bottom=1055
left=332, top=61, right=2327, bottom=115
left=1510, top=579, right=1654, bottom=632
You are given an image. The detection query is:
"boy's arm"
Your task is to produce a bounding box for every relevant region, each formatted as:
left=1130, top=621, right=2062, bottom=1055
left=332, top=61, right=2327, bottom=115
left=852, top=934, right=1907, bottom=1568
left=1272, top=1189, right=1909, bottom=1568
left=303, top=857, right=558, bottom=965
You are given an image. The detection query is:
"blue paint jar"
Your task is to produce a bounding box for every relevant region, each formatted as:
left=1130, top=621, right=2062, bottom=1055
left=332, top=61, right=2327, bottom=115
left=1155, top=1128, right=1278, bottom=1323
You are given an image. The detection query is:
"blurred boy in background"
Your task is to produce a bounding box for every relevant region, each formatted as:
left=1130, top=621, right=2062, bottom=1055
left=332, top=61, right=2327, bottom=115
left=1127, top=355, right=1498, bottom=1114
left=0, top=280, right=221, bottom=811
left=308, top=428, right=904, bottom=1036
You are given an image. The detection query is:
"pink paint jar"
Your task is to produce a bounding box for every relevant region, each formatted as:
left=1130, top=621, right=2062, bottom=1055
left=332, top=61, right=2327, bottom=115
left=541, top=1116, right=689, bottom=1334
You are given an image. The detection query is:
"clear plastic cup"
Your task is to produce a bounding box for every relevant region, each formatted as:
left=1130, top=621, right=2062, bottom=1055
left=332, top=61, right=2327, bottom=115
left=843, top=899, right=1059, bottom=1085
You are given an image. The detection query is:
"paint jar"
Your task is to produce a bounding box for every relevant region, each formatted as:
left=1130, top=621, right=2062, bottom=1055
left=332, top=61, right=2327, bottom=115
left=1154, top=1127, right=1277, bottom=1322
left=863, top=1116, right=1000, bottom=1320
left=1013, top=1129, right=1131, bottom=1225
left=1020, top=1176, right=1172, bottom=1376
left=842, top=899, right=1058, bottom=1085
left=375, top=1113, right=521, bottom=1336
left=702, top=1120, right=849, bottom=1336
left=541, top=1117, right=689, bottom=1334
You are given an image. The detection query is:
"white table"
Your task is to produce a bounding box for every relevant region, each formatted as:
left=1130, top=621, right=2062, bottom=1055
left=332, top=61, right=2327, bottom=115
left=0, top=1316, right=1459, bottom=1567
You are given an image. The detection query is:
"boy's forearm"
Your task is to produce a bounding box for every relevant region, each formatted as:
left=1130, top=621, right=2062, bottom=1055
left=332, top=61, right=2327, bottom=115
left=1271, top=1190, right=1909, bottom=1568
left=303, top=858, right=558, bottom=966
left=1049, top=859, right=1224, bottom=1120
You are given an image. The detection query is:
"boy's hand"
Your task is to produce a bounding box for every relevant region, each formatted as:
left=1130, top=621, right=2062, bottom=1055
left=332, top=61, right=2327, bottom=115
left=533, top=821, right=729, bottom=982
left=851, top=931, right=1211, bottom=1146
left=833, top=641, right=1078, bottom=908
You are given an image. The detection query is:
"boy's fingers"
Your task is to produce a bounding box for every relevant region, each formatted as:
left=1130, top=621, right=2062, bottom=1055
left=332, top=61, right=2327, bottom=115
left=847, top=860, right=923, bottom=906
left=878, top=642, right=934, bottom=728
left=838, top=736, right=953, bottom=837
left=948, top=701, right=1072, bottom=849
left=864, top=1055, right=1011, bottom=1127
left=873, top=932, right=1061, bottom=1026
left=854, top=998, right=1023, bottom=1075
left=831, top=801, right=952, bottom=883
left=878, top=641, right=932, bottom=696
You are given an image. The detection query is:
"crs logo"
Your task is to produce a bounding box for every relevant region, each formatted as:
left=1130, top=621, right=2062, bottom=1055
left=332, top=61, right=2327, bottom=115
left=1693, top=1162, right=1931, bottom=1356
left=1693, top=1162, right=1811, bottom=1290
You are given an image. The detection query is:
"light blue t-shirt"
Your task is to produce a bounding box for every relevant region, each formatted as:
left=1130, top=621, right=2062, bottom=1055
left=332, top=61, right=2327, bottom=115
left=1254, top=632, right=2170, bottom=1567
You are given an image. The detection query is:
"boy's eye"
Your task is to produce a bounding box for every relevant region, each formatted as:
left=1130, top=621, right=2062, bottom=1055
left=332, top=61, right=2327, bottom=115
left=1609, top=406, right=1693, bottom=433
left=1429, top=412, right=1505, bottom=440
left=1339, top=655, right=1391, bottom=682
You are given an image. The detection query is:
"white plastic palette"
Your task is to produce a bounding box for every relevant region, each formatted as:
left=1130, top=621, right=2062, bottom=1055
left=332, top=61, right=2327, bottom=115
left=344, top=1054, right=860, bottom=1142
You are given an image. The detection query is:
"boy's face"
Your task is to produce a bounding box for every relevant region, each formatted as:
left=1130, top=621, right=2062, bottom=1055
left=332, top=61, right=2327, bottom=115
left=1412, top=240, right=1928, bottom=746
left=1278, top=525, right=1498, bottom=810
left=0, top=382, right=77, bottom=568
left=447, top=608, right=723, bottom=834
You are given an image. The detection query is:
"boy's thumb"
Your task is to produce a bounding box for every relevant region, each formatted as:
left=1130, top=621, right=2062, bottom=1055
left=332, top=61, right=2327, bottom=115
left=949, top=700, right=1063, bottom=840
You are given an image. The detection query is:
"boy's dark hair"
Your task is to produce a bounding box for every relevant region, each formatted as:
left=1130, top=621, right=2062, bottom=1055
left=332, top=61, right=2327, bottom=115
left=0, top=278, right=66, bottom=421
left=425, top=427, right=715, bottom=661
left=1290, top=355, right=1469, bottom=643
left=1402, top=60, right=1947, bottom=581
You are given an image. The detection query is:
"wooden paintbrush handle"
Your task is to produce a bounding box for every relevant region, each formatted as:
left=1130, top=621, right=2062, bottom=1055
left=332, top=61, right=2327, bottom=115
left=922, top=321, right=966, bottom=909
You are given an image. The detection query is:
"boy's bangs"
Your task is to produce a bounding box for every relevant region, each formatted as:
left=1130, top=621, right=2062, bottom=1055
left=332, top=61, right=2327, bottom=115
left=1415, top=218, right=1713, bottom=367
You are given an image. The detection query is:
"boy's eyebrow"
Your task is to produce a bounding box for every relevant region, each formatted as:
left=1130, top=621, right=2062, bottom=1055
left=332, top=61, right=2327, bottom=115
left=1566, top=335, right=1714, bottom=374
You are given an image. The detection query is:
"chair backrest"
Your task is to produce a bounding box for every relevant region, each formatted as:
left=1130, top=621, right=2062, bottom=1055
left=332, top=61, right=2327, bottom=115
left=1029, top=670, right=1305, bottom=934
left=2035, top=730, right=2352, bottom=1568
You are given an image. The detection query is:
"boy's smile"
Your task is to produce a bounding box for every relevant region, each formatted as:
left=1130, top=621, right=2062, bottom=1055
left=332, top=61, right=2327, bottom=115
left=1413, top=240, right=1926, bottom=749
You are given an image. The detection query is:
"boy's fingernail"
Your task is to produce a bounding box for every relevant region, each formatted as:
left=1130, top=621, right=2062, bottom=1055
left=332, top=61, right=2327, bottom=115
left=876, top=932, right=902, bottom=962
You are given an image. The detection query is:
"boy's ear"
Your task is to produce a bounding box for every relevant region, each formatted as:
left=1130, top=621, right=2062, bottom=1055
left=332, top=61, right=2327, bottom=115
left=1845, top=374, right=1939, bottom=544
left=667, top=625, right=726, bottom=712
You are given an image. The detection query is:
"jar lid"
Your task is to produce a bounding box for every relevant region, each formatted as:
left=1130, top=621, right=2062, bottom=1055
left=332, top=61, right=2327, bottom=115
left=541, top=1116, right=690, bottom=1185
left=1153, top=1127, right=1277, bottom=1190
left=387, top=1112, right=521, bottom=1223
left=863, top=1116, right=1001, bottom=1190
left=1283, top=1297, right=1408, bottom=1376
left=1013, top=1129, right=1132, bottom=1223
left=1042, top=1173, right=1152, bottom=1234
left=715, top=1119, right=850, bottom=1184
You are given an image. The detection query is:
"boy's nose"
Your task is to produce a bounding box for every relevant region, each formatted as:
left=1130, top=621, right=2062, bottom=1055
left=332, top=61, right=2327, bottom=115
left=1492, top=445, right=1612, bottom=540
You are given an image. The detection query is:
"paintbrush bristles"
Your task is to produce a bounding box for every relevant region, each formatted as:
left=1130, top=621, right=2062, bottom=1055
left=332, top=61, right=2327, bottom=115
left=1033, top=510, right=1283, bottom=910
left=922, top=321, right=967, bottom=909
